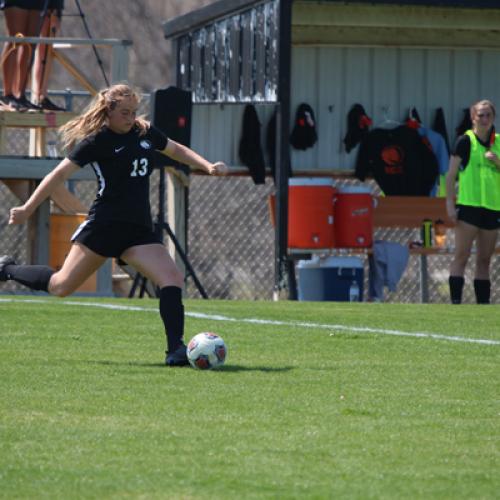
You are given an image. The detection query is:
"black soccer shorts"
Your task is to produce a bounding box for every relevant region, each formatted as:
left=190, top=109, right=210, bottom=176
left=456, top=204, right=500, bottom=230
left=71, top=219, right=162, bottom=258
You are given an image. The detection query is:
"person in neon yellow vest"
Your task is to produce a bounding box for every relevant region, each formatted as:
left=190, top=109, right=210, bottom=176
left=446, top=100, right=500, bottom=304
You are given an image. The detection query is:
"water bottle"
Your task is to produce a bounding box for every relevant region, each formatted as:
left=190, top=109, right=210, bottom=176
left=47, top=140, right=58, bottom=158
left=421, top=219, right=433, bottom=248
left=349, top=280, right=360, bottom=302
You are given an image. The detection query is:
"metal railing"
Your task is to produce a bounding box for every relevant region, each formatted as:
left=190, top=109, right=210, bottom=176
left=0, top=36, right=131, bottom=87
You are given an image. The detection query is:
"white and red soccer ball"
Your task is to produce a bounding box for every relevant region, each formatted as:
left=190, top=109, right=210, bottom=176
left=187, top=332, right=227, bottom=370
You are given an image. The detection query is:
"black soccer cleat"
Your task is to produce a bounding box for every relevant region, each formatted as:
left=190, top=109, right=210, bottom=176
left=0, top=255, right=15, bottom=281
left=38, top=97, right=66, bottom=112
left=165, top=343, right=189, bottom=367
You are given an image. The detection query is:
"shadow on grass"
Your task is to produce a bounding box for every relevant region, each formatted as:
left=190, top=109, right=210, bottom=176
left=217, top=364, right=294, bottom=373
left=85, top=360, right=166, bottom=368
left=84, top=360, right=294, bottom=372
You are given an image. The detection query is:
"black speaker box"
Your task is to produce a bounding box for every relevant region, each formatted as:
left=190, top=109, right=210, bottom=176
left=152, top=87, right=192, bottom=146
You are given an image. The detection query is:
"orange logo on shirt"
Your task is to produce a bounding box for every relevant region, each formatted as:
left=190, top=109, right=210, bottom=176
left=381, top=145, right=404, bottom=174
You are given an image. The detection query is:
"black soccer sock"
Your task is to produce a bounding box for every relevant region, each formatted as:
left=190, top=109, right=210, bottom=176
left=473, top=279, right=491, bottom=304
left=159, top=286, right=185, bottom=352
left=4, top=264, right=54, bottom=292
left=449, top=275, right=464, bottom=304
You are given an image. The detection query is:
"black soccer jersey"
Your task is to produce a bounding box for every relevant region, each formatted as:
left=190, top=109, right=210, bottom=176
left=69, top=125, right=168, bottom=228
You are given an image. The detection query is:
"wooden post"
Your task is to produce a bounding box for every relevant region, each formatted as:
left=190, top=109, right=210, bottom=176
left=29, top=127, right=46, bottom=157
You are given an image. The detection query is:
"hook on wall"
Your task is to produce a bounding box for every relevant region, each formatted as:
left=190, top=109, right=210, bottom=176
left=328, top=104, right=335, bottom=113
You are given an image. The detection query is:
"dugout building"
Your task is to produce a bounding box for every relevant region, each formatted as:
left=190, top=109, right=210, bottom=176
left=162, top=0, right=500, bottom=302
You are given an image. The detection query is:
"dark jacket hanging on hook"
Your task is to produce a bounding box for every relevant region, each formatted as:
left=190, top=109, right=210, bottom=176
left=405, top=107, right=422, bottom=129
left=238, top=104, right=266, bottom=185
left=455, top=108, right=473, bottom=139
left=409, top=107, right=422, bottom=123
left=343, top=103, right=372, bottom=153
left=432, top=107, right=450, bottom=154
left=290, top=103, right=318, bottom=150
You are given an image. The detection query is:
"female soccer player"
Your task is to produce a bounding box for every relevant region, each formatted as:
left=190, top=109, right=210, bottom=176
left=446, top=99, right=500, bottom=304
left=0, top=83, right=228, bottom=365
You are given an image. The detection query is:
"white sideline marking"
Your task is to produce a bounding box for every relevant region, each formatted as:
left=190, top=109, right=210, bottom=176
left=1, top=297, right=499, bottom=346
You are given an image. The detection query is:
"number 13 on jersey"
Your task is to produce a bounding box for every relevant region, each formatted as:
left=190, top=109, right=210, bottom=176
left=131, top=158, right=148, bottom=177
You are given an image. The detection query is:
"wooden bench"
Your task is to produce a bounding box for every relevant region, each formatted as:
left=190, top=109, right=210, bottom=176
left=374, top=195, right=500, bottom=253
left=373, top=196, right=499, bottom=302
left=374, top=196, right=451, bottom=228
left=374, top=195, right=452, bottom=256
left=370, top=196, right=451, bottom=302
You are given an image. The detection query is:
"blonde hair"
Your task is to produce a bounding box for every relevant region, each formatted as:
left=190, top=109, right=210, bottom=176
left=470, top=99, right=496, bottom=120
left=59, top=83, right=149, bottom=150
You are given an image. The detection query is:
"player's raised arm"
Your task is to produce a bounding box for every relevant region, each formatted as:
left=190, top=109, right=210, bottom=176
left=160, top=139, right=228, bottom=176
left=9, top=158, right=80, bottom=225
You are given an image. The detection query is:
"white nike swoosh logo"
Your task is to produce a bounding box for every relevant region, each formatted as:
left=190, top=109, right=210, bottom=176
left=114, top=146, right=125, bottom=153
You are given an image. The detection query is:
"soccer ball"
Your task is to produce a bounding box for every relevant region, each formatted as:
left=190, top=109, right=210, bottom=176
left=187, top=332, right=227, bottom=370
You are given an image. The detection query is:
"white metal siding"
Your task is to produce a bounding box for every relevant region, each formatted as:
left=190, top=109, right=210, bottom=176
left=191, top=103, right=275, bottom=167
left=289, top=46, right=500, bottom=171
left=190, top=46, right=500, bottom=172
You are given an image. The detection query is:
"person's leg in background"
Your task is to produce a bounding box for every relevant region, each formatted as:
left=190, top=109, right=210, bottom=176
left=473, top=228, right=498, bottom=304
left=32, top=8, right=64, bottom=110
left=1, top=6, right=29, bottom=110
left=0, top=5, right=43, bottom=110
left=15, top=6, right=43, bottom=110
left=449, top=220, right=477, bottom=304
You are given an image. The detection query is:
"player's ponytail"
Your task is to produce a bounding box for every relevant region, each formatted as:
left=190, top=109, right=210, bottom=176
left=59, top=84, right=149, bottom=151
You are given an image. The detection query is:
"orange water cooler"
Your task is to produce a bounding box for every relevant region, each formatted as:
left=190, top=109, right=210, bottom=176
left=334, top=186, right=373, bottom=248
left=288, top=178, right=335, bottom=249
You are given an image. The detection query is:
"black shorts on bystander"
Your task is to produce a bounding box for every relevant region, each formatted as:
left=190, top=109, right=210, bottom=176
left=456, top=204, right=500, bottom=230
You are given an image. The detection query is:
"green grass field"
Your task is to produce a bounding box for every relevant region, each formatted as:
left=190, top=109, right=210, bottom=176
left=1, top=296, right=499, bottom=499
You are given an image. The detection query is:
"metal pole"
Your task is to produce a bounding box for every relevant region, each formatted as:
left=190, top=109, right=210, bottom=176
left=273, top=0, right=292, bottom=300
left=420, top=254, right=429, bottom=303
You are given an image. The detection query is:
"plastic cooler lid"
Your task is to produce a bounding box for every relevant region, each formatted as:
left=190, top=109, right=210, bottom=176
left=297, top=256, right=363, bottom=269
left=337, top=185, right=372, bottom=194
left=289, top=177, right=334, bottom=186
